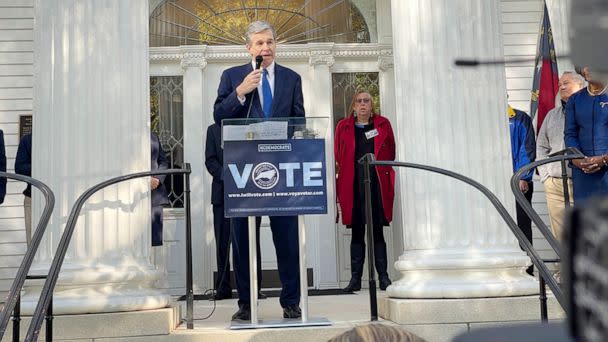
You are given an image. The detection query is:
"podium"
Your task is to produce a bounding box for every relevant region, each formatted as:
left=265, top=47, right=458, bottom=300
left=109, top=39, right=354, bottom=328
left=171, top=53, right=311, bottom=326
left=221, top=117, right=332, bottom=329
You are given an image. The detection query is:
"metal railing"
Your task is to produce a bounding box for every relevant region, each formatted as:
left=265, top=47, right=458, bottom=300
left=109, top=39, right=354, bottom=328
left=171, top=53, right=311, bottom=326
left=511, top=147, right=584, bottom=321
left=20, top=165, right=193, bottom=341
left=0, top=173, right=55, bottom=342
left=360, top=149, right=583, bottom=321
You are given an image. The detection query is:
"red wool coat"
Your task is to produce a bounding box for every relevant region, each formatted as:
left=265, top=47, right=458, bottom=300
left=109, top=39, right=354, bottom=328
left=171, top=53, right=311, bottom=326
left=334, top=115, right=396, bottom=226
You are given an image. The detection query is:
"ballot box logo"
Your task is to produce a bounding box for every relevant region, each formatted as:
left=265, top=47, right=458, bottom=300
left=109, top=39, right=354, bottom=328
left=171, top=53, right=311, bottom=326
left=252, top=162, right=279, bottom=189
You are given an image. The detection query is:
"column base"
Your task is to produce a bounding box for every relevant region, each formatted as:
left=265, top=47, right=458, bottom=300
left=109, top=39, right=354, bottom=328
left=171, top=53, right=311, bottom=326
left=21, top=263, right=170, bottom=315
left=388, top=249, right=539, bottom=298
left=379, top=295, right=565, bottom=324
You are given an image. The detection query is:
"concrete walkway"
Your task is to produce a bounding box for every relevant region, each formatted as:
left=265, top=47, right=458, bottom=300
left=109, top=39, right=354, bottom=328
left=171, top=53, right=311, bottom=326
left=169, top=290, right=388, bottom=342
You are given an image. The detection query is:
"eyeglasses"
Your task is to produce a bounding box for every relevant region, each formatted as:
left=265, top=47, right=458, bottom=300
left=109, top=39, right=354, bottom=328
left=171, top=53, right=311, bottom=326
left=356, top=98, right=371, bottom=103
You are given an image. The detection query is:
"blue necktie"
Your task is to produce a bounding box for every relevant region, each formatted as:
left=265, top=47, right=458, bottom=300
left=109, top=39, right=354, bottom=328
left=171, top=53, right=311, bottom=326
left=262, top=69, right=273, bottom=117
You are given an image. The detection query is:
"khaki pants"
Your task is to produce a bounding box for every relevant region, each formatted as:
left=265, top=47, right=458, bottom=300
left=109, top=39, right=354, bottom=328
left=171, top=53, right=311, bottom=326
left=543, top=177, right=573, bottom=242
left=24, top=196, right=31, bottom=246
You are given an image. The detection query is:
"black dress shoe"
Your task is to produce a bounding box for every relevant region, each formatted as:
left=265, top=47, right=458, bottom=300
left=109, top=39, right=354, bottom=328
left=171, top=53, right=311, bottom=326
left=231, top=304, right=251, bottom=321
left=258, top=291, right=267, bottom=299
left=379, top=276, right=392, bottom=291
left=283, top=304, right=302, bottom=319
left=343, top=278, right=362, bottom=292
left=211, top=291, right=233, bottom=300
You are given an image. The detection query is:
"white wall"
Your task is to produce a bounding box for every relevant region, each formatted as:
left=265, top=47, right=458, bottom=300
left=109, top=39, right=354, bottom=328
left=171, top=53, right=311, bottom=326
left=0, top=0, right=33, bottom=301
left=502, top=0, right=543, bottom=113
left=501, top=0, right=557, bottom=262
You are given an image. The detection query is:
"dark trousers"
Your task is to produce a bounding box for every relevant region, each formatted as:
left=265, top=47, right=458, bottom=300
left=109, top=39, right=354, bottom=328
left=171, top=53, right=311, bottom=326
left=152, top=205, right=163, bottom=246
left=213, top=204, right=232, bottom=295
left=515, top=181, right=534, bottom=275
left=351, top=224, right=386, bottom=246
left=232, top=215, right=300, bottom=308
left=350, top=224, right=389, bottom=279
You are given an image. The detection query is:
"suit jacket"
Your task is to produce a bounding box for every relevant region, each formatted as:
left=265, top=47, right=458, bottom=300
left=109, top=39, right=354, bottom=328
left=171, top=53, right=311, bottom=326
left=15, top=133, right=32, bottom=197
left=151, top=132, right=170, bottom=207
left=213, top=62, right=305, bottom=124
left=0, top=130, right=6, bottom=204
left=205, top=123, right=225, bottom=206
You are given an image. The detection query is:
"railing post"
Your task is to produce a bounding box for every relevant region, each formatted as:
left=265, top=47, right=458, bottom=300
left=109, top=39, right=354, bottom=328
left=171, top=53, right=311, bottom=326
left=12, top=294, right=20, bottom=342
left=539, top=276, right=548, bottom=323
left=46, top=297, right=53, bottom=341
left=560, top=158, right=571, bottom=209
left=184, top=164, right=194, bottom=329
left=362, top=154, right=378, bottom=321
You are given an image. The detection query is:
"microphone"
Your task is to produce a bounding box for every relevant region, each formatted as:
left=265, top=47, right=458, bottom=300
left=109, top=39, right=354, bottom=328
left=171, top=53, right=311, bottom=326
left=454, top=55, right=570, bottom=67
left=246, top=55, right=264, bottom=118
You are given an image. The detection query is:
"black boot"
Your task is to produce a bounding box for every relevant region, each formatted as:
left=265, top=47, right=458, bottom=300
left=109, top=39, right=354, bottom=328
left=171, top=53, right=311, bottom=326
left=375, top=242, right=392, bottom=290
left=343, top=242, right=365, bottom=292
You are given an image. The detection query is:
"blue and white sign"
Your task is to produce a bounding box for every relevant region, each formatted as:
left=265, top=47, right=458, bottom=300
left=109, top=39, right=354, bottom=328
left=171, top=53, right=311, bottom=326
left=224, top=139, right=327, bottom=217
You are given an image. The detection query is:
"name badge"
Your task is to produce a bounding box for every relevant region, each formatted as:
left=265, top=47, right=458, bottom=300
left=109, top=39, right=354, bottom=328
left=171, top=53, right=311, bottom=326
left=365, top=129, right=379, bottom=140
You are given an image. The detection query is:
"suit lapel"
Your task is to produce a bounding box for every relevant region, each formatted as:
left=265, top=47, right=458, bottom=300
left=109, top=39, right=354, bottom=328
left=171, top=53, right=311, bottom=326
left=270, top=64, right=283, bottom=117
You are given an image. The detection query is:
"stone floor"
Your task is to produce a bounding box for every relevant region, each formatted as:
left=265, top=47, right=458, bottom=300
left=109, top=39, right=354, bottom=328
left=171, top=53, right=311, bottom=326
left=168, top=290, right=387, bottom=341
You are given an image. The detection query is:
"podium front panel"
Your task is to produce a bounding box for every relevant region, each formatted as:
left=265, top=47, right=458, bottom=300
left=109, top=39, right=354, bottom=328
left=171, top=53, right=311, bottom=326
left=221, top=117, right=329, bottom=218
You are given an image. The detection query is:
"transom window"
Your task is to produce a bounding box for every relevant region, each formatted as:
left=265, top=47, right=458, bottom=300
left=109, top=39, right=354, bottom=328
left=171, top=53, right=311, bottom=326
left=150, top=0, right=373, bottom=46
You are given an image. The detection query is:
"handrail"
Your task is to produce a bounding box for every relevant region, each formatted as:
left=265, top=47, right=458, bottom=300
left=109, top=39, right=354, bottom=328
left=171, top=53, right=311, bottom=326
left=24, top=165, right=192, bottom=341
left=0, top=173, right=55, bottom=341
left=510, top=147, right=584, bottom=262
left=510, top=147, right=583, bottom=321
left=359, top=154, right=568, bottom=316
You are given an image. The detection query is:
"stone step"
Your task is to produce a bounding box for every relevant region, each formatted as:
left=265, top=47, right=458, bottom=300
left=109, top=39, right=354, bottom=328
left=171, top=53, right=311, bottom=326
left=1, top=292, right=566, bottom=342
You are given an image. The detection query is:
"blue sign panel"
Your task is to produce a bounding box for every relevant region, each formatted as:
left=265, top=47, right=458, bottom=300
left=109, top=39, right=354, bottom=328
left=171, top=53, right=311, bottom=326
left=223, top=139, right=327, bottom=217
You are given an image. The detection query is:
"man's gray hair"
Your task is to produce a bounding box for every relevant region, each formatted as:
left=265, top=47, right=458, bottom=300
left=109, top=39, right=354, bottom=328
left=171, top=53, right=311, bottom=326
left=563, top=71, right=586, bottom=86
left=246, top=21, right=276, bottom=44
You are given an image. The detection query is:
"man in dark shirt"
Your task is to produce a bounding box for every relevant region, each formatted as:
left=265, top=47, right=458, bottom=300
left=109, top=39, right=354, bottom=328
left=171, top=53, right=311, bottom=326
left=0, top=129, right=6, bottom=204
left=15, top=133, right=32, bottom=244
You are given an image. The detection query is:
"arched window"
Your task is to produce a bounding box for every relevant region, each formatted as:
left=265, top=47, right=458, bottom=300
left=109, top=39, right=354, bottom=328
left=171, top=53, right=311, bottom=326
left=150, top=0, right=372, bottom=46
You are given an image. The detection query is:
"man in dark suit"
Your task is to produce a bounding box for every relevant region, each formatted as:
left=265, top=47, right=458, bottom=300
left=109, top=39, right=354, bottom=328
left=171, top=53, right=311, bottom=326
left=150, top=132, right=170, bottom=288
left=213, top=20, right=305, bottom=321
left=151, top=132, right=169, bottom=247
left=205, top=122, right=265, bottom=300
left=15, top=133, right=32, bottom=244
left=0, top=129, right=6, bottom=204
left=205, top=122, right=234, bottom=299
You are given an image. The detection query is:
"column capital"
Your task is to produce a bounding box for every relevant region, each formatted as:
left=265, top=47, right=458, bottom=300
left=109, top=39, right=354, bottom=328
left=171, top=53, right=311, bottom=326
left=181, top=54, right=207, bottom=70
left=308, top=43, right=335, bottom=67
left=309, top=54, right=335, bottom=67
left=378, top=54, right=394, bottom=71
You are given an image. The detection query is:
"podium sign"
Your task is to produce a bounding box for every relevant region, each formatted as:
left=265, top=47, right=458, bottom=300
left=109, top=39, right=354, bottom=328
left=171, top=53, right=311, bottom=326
left=223, top=139, right=327, bottom=217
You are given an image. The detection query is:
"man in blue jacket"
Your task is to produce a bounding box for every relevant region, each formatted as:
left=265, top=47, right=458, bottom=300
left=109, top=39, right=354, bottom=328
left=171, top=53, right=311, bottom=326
left=0, top=129, right=6, bottom=204
left=213, top=20, right=305, bottom=322
left=15, top=133, right=32, bottom=244
left=508, top=105, right=536, bottom=275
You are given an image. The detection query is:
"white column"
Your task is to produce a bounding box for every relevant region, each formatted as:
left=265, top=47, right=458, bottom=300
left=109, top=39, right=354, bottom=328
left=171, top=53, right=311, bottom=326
left=25, top=0, right=169, bottom=314
left=388, top=0, right=537, bottom=298
left=378, top=53, right=403, bottom=276
left=307, top=44, right=339, bottom=288
left=546, top=0, right=573, bottom=73
left=180, top=47, right=211, bottom=291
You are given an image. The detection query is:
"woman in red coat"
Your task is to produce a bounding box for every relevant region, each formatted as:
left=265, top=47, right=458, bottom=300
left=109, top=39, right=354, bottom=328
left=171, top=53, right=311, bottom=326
left=334, top=91, right=396, bottom=292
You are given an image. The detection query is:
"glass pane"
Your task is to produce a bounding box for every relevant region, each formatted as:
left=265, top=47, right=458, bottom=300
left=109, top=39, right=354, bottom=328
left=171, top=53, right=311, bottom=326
left=149, top=0, right=374, bottom=46
left=150, top=76, right=185, bottom=208
left=331, top=72, right=380, bottom=129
